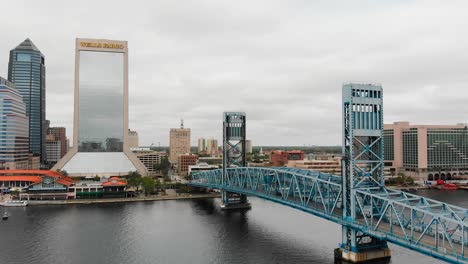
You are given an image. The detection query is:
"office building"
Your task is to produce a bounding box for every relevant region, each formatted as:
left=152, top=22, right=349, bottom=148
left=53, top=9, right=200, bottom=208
left=206, top=138, right=218, bottom=156
left=45, top=134, right=61, bottom=167
left=8, top=38, right=46, bottom=162
left=133, top=148, right=163, bottom=176
left=53, top=38, right=146, bottom=177
left=287, top=156, right=342, bottom=175
left=188, top=162, right=218, bottom=176
left=197, top=138, right=207, bottom=153
left=47, top=126, right=67, bottom=158
left=178, top=154, right=198, bottom=177
left=270, top=150, right=305, bottom=166
left=384, top=121, right=468, bottom=181
left=0, top=77, right=30, bottom=169
left=169, top=120, right=191, bottom=163
left=128, top=129, right=139, bottom=149
left=245, top=140, right=253, bottom=154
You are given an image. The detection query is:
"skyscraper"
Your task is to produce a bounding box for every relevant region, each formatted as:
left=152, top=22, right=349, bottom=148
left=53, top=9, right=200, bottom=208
left=8, top=38, right=46, bottom=162
left=53, top=38, right=146, bottom=177
left=169, top=119, right=191, bottom=163
left=197, top=138, right=206, bottom=153
left=0, top=76, right=30, bottom=169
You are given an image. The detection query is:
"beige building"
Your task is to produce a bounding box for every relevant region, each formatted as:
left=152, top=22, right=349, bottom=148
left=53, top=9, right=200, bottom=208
left=206, top=138, right=218, bottom=156
left=128, top=129, right=139, bottom=149
left=133, top=148, right=163, bottom=176
left=287, top=156, right=342, bottom=175
left=384, top=121, right=468, bottom=181
left=197, top=138, right=206, bottom=153
left=169, top=121, right=191, bottom=163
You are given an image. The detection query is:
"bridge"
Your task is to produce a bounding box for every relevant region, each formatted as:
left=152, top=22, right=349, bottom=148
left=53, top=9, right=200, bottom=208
left=188, top=84, right=468, bottom=263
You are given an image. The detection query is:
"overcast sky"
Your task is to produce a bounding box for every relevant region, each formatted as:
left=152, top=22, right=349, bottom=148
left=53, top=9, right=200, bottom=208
left=0, top=0, right=467, bottom=146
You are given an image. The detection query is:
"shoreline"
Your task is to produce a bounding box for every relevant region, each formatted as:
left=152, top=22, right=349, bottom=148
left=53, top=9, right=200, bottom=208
left=18, top=193, right=221, bottom=206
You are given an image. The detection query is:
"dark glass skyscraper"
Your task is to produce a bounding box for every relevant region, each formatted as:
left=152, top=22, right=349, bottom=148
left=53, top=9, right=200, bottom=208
left=8, top=38, right=46, bottom=162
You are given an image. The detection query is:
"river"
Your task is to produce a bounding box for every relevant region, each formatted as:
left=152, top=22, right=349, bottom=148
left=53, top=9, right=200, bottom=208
left=0, top=189, right=464, bottom=264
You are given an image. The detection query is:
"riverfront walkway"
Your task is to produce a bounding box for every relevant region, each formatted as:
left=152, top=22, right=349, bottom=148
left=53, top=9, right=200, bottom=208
left=20, top=193, right=220, bottom=206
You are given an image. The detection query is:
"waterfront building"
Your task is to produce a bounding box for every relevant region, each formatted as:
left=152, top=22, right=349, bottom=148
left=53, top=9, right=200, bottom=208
left=169, top=120, right=191, bottom=163
left=245, top=140, right=253, bottom=154
left=178, top=154, right=198, bottom=177
left=47, top=126, right=67, bottom=158
left=52, top=38, right=146, bottom=177
left=133, top=148, right=162, bottom=176
left=197, top=138, right=207, bottom=153
left=0, top=170, right=73, bottom=190
left=384, top=121, right=468, bottom=181
left=8, top=39, right=46, bottom=162
left=0, top=77, right=30, bottom=170
left=188, top=162, right=218, bottom=176
left=270, top=150, right=305, bottom=166
left=128, top=129, right=139, bottom=149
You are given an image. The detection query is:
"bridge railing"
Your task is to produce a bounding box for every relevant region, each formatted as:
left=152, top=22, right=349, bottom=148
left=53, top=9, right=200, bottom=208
left=354, top=187, right=468, bottom=260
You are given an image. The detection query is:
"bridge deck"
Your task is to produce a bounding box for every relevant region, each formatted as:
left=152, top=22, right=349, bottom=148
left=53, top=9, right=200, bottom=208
left=190, top=167, right=468, bottom=263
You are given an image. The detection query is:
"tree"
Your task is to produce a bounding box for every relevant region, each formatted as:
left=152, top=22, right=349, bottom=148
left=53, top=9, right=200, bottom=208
left=153, top=156, right=170, bottom=176
left=141, top=177, right=156, bottom=196
left=127, top=171, right=142, bottom=192
left=93, top=175, right=100, bottom=181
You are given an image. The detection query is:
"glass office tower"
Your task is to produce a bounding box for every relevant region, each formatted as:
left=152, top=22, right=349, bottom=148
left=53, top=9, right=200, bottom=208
left=0, top=77, right=30, bottom=169
left=8, top=38, right=46, bottom=162
left=53, top=38, right=146, bottom=177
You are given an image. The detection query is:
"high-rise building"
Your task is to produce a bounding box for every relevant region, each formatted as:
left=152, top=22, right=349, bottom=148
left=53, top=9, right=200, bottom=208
left=128, top=129, right=139, bottom=149
left=8, top=39, right=46, bottom=162
left=169, top=120, right=191, bottom=163
left=385, top=121, right=468, bottom=181
left=47, top=126, right=67, bottom=158
left=45, top=134, right=61, bottom=166
left=245, top=140, right=253, bottom=153
left=206, top=138, right=218, bottom=156
left=0, top=77, right=30, bottom=169
left=53, top=38, right=146, bottom=177
left=197, top=138, right=207, bottom=153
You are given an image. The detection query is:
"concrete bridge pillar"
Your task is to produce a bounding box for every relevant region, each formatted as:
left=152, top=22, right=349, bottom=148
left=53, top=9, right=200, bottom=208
left=221, top=191, right=251, bottom=210
left=335, top=247, right=391, bottom=263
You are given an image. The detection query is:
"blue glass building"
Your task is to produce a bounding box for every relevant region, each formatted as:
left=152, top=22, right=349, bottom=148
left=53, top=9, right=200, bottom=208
left=8, top=39, right=46, bottom=162
left=0, top=76, right=30, bottom=169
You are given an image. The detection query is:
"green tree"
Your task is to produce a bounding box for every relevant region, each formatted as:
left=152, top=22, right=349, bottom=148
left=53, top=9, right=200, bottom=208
left=153, top=156, right=171, bottom=176
left=141, top=177, right=156, bottom=196
left=93, top=175, right=100, bottom=181
left=127, top=171, right=142, bottom=192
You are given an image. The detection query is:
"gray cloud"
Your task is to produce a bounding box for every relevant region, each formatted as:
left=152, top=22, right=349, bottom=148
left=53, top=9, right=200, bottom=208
left=1, top=0, right=467, bottom=146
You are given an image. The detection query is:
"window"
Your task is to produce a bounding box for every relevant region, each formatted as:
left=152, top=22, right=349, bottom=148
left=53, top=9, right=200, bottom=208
left=17, top=53, right=31, bottom=62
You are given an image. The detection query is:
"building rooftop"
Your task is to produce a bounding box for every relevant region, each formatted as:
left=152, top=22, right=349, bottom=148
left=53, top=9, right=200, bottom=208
left=13, top=38, right=43, bottom=54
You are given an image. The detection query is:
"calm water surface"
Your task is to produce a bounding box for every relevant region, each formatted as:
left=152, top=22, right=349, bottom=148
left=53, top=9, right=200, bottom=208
left=0, top=190, right=465, bottom=264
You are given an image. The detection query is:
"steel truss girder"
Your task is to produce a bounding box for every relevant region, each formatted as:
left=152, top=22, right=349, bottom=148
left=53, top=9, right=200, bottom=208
left=190, top=167, right=468, bottom=263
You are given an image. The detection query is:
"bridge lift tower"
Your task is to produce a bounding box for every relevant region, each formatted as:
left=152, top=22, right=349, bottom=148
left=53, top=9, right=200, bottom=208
left=221, top=112, right=251, bottom=210
left=340, top=84, right=391, bottom=262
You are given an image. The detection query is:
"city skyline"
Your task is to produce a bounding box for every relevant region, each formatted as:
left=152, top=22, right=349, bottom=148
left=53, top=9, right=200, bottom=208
left=1, top=1, right=468, bottom=146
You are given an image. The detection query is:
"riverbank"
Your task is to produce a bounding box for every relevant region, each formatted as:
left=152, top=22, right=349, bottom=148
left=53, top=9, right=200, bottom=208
left=22, top=193, right=220, bottom=206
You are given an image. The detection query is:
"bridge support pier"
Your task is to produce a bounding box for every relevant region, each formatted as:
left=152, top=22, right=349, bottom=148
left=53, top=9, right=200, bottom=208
left=220, top=191, right=251, bottom=210
left=335, top=247, right=391, bottom=263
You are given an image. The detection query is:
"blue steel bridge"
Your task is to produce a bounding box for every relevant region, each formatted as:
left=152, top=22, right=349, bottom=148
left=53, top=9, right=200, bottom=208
left=188, top=84, right=468, bottom=263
